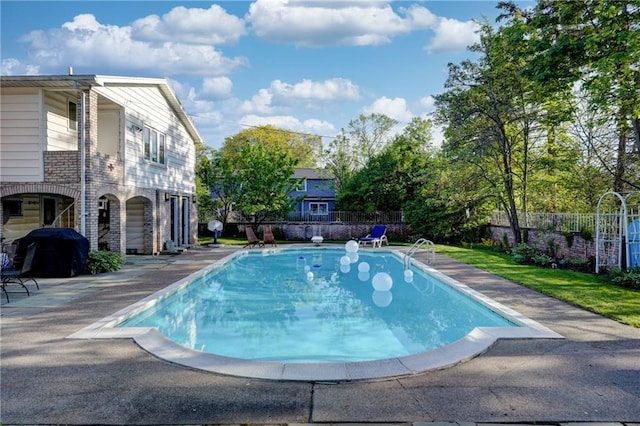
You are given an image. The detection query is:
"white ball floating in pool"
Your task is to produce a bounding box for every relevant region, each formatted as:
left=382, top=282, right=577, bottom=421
left=306, top=271, right=314, bottom=281
left=372, top=290, right=393, bottom=308
left=372, top=272, right=393, bottom=291
left=358, top=262, right=370, bottom=272
left=340, top=255, right=351, bottom=266
left=404, top=269, right=414, bottom=283
left=345, top=240, right=359, bottom=253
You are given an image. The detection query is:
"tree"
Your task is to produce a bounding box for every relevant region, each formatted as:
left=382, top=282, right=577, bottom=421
left=195, top=144, right=224, bottom=223
left=345, top=113, right=399, bottom=169
left=337, top=117, right=434, bottom=212
left=322, top=113, right=399, bottom=189
left=221, top=125, right=320, bottom=168
left=220, top=128, right=301, bottom=227
left=502, top=0, right=640, bottom=191
left=434, top=21, right=547, bottom=244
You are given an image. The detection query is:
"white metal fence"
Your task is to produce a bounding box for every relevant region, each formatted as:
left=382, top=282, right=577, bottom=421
left=490, top=211, right=596, bottom=232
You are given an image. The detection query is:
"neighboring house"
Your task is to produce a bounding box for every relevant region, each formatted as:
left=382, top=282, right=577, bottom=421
left=0, top=74, right=202, bottom=256
left=288, top=168, right=336, bottom=220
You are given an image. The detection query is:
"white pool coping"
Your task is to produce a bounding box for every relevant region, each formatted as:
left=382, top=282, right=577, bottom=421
left=68, top=248, right=563, bottom=382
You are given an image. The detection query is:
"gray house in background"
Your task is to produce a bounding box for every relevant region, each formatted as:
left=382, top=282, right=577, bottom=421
left=288, top=168, right=336, bottom=220
left=0, top=74, right=202, bottom=255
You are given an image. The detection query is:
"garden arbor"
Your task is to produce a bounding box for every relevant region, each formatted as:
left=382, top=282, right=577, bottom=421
left=595, top=191, right=640, bottom=273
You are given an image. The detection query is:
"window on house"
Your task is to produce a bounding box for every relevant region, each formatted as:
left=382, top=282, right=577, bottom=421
left=3, top=200, right=23, bottom=217
left=294, top=179, right=307, bottom=191
left=142, top=126, right=166, bottom=165
left=309, top=202, right=328, bottom=215
left=68, top=100, right=77, bottom=131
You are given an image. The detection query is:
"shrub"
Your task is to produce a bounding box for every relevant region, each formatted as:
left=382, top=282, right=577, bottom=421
left=531, top=253, right=554, bottom=267
left=511, top=243, right=537, bottom=264
left=85, top=250, right=124, bottom=275
left=608, top=267, right=640, bottom=290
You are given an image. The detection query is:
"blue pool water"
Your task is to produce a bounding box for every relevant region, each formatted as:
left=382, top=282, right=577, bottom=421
left=118, top=248, right=516, bottom=363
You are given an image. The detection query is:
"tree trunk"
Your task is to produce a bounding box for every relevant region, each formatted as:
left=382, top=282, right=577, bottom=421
left=613, top=132, right=626, bottom=193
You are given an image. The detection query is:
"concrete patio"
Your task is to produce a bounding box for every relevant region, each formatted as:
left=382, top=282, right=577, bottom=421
left=1, top=244, right=639, bottom=425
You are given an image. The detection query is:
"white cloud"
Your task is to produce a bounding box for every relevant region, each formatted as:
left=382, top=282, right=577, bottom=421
left=1, top=58, right=40, bottom=76
left=201, top=77, right=234, bottom=99
left=247, top=0, right=433, bottom=47
left=239, top=114, right=335, bottom=136
left=131, top=5, right=246, bottom=45
left=270, top=78, right=360, bottom=102
left=426, top=18, right=480, bottom=53
left=363, top=96, right=413, bottom=123
left=18, top=13, right=247, bottom=76
left=240, top=88, right=275, bottom=115
left=418, top=95, right=436, bottom=111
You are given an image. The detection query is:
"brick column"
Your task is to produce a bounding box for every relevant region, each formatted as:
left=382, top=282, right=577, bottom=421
left=82, top=89, right=99, bottom=251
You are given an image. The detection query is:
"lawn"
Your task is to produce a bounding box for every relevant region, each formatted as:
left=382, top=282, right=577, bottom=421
left=436, top=244, right=640, bottom=328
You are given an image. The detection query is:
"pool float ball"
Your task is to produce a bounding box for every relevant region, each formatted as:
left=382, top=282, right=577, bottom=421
left=357, top=262, right=370, bottom=272
left=404, top=269, right=414, bottom=283
left=345, top=240, right=359, bottom=253
left=372, top=272, right=393, bottom=291
left=340, top=255, right=351, bottom=266
left=346, top=251, right=359, bottom=263
left=372, top=290, right=393, bottom=307
left=306, top=271, right=314, bottom=281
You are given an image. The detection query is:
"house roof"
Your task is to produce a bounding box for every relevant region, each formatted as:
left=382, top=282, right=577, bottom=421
left=0, top=74, right=203, bottom=145
left=293, top=168, right=334, bottom=179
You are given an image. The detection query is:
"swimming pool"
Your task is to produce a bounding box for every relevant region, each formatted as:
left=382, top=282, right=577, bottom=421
left=70, top=246, right=562, bottom=381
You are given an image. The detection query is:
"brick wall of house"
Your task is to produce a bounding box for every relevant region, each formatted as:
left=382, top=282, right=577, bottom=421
left=44, top=151, right=80, bottom=183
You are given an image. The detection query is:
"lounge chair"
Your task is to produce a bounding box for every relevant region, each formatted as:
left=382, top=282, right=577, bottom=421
left=244, top=227, right=261, bottom=248
left=2, top=242, right=39, bottom=302
left=263, top=226, right=277, bottom=247
left=358, top=225, right=388, bottom=248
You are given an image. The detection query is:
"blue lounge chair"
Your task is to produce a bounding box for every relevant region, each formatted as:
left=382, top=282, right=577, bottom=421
left=358, top=225, right=388, bottom=248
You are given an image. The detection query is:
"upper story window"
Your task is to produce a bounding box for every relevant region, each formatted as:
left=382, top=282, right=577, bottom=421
left=143, top=126, right=166, bottom=165
left=294, top=178, right=307, bottom=192
left=68, top=100, right=77, bottom=131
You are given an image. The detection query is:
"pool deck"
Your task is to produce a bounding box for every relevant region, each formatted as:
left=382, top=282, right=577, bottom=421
left=1, top=244, right=639, bottom=425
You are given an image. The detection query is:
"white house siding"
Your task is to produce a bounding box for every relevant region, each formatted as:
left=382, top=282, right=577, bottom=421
left=125, top=197, right=145, bottom=253
left=43, top=91, right=77, bottom=151
left=97, top=108, right=121, bottom=156
left=0, top=88, right=43, bottom=182
left=95, top=86, right=196, bottom=194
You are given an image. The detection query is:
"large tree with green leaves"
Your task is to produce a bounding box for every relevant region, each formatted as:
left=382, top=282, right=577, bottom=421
left=322, top=113, right=399, bottom=187
left=222, top=125, right=320, bottom=168
left=219, top=126, right=303, bottom=227
left=500, top=0, right=640, bottom=191
left=337, top=117, right=434, bottom=212
left=435, top=21, right=550, bottom=244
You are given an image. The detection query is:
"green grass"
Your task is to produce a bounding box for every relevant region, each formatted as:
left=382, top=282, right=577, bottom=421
left=436, top=244, right=640, bottom=328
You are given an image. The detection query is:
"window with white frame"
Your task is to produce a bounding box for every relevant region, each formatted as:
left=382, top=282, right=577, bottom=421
left=294, top=178, right=307, bottom=192
left=309, top=202, right=328, bottom=215
left=142, top=126, right=166, bottom=165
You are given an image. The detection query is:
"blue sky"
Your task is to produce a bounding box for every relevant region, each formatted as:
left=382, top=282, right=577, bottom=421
left=1, top=1, right=528, bottom=150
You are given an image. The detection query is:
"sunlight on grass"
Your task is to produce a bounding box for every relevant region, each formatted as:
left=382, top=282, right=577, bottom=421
left=436, top=244, right=640, bottom=328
